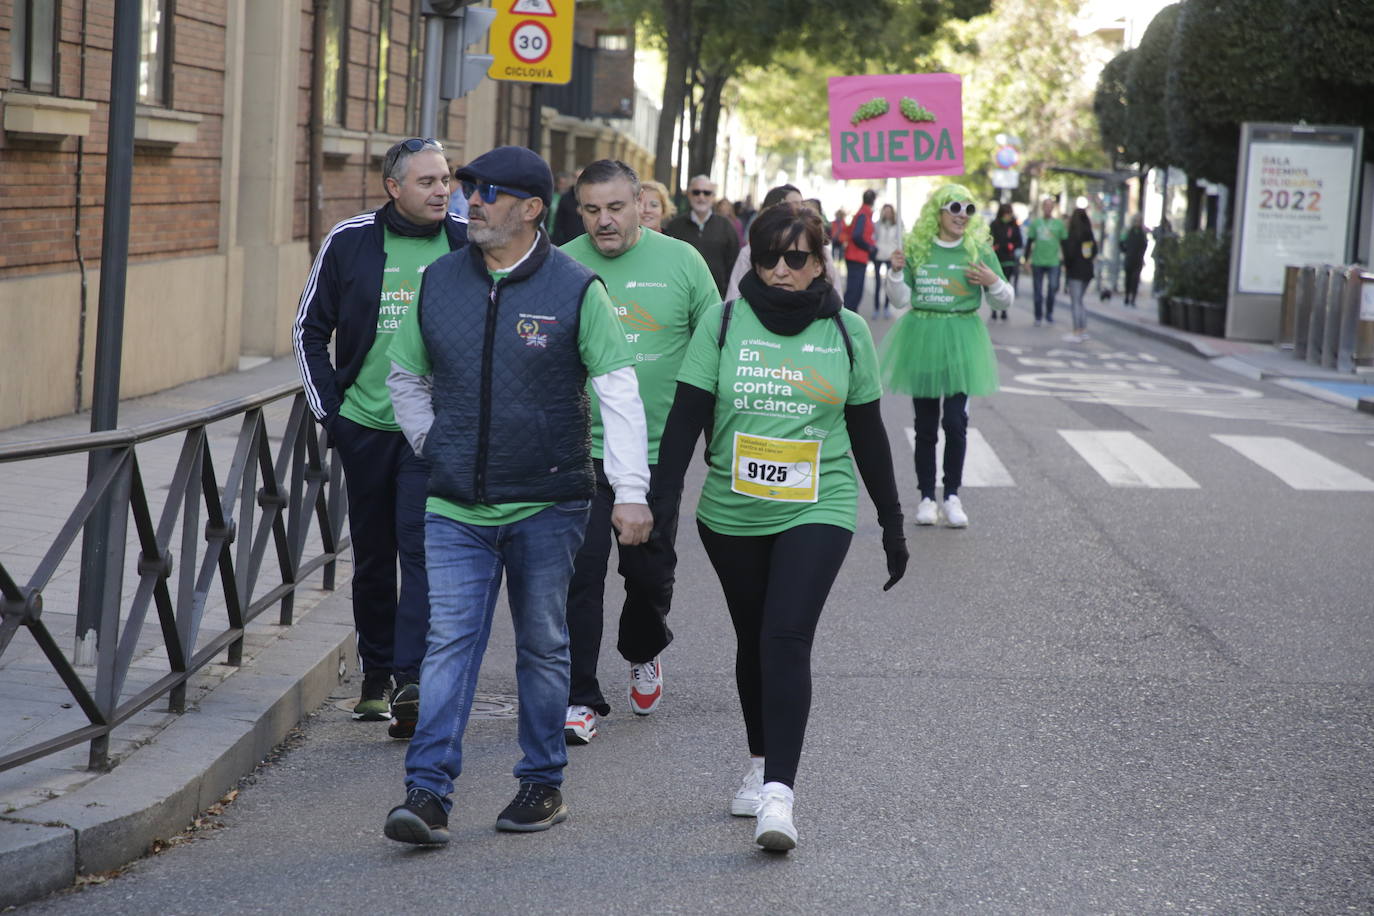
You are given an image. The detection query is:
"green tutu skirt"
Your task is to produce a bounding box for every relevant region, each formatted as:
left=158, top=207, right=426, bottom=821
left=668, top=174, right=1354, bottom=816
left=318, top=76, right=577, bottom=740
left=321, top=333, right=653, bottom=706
left=880, top=309, right=1000, bottom=398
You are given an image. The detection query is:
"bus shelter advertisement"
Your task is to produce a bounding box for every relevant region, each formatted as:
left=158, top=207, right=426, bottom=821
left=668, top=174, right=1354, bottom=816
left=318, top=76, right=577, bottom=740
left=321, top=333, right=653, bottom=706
left=1236, top=124, right=1361, bottom=295
left=827, top=73, right=963, bottom=179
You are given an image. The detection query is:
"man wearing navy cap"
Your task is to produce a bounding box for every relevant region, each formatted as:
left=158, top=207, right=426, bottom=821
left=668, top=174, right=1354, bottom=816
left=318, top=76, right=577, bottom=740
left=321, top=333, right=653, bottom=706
left=381, top=146, right=653, bottom=844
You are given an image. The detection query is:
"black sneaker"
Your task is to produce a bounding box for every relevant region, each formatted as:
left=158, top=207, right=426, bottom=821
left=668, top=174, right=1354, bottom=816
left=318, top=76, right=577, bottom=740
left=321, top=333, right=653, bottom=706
left=388, top=682, right=420, bottom=739
left=384, top=787, right=449, bottom=845
left=353, top=670, right=391, bottom=721
left=495, top=782, right=568, bottom=833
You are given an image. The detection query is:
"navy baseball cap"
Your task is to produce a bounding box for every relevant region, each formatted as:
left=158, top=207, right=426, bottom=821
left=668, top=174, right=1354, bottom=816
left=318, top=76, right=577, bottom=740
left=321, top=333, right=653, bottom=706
left=454, top=146, right=554, bottom=208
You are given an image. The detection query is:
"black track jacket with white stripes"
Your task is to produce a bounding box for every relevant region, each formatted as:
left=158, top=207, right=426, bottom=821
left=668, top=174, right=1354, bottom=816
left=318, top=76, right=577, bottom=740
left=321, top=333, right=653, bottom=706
left=292, top=205, right=468, bottom=425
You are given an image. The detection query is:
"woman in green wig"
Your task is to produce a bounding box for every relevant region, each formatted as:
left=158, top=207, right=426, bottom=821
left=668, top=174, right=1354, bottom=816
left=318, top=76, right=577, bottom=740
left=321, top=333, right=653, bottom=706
left=882, top=184, right=1012, bottom=529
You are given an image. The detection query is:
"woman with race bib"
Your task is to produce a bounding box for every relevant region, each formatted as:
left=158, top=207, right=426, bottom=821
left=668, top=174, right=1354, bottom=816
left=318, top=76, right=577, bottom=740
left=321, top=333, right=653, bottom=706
left=883, top=184, right=1012, bottom=529
left=653, top=203, right=908, bottom=852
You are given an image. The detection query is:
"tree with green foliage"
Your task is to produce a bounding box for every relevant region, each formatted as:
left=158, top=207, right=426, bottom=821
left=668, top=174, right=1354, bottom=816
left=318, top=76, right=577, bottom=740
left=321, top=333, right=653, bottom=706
left=1123, top=3, right=1179, bottom=173
left=1093, top=49, right=1132, bottom=167
left=1165, top=0, right=1303, bottom=186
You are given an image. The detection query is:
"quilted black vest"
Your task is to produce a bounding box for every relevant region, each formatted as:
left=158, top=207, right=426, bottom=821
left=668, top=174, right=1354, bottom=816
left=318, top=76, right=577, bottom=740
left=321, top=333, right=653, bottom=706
left=419, top=234, right=599, bottom=504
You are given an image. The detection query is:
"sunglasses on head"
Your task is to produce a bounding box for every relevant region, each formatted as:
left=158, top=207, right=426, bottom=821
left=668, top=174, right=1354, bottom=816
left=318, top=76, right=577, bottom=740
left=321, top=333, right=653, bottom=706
left=756, top=249, right=812, bottom=270
left=461, top=180, right=535, bottom=204
left=942, top=201, right=977, bottom=216
left=690, top=188, right=714, bottom=196
left=399, top=137, right=441, bottom=153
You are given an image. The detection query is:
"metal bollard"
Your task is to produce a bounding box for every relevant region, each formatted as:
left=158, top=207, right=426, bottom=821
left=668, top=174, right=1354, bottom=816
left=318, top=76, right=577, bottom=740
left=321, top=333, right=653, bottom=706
left=1322, top=268, right=1345, bottom=369
left=1293, top=265, right=1315, bottom=359
left=1305, top=265, right=1330, bottom=365
left=1339, top=268, right=1374, bottom=371
left=1277, top=265, right=1300, bottom=346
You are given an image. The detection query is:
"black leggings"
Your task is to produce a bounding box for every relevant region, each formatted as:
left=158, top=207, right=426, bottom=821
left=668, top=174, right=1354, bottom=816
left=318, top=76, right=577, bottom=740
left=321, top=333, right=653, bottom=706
left=697, top=521, right=852, bottom=789
left=913, top=393, right=969, bottom=500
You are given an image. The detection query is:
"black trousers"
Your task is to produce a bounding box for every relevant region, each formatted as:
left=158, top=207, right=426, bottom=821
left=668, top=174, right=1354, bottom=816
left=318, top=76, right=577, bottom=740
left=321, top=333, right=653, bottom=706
left=330, top=415, right=429, bottom=683
left=912, top=393, right=969, bottom=500
left=698, top=521, right=852, bottom=789
left=566, top=460, right=679, bottom=714
left=1124, top=261, right=1144, bottom=302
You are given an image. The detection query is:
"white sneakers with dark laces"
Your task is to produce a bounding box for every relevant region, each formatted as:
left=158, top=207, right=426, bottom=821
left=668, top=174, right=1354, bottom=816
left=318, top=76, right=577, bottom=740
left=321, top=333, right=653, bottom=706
left=564, top=704, right=597, bottom=745
left=628, top=657, right=663, bottom=715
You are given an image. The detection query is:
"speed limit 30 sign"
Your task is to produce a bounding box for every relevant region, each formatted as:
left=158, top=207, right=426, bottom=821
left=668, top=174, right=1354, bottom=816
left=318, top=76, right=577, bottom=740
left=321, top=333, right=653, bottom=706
left=489, top=0, right=573, bottom=84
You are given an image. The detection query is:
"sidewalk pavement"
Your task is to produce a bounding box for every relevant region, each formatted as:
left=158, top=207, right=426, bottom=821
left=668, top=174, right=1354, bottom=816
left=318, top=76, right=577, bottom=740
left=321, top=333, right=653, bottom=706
left=2, top=292, right=1371, bottom=907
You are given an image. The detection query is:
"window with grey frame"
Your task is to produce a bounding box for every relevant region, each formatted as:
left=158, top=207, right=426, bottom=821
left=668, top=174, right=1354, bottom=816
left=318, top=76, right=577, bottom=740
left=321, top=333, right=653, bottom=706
left=322, top=0, right=350, bottom=126
left=138, top=0, right=174, bottom=105
left=9, top=0, right=59, bottom=94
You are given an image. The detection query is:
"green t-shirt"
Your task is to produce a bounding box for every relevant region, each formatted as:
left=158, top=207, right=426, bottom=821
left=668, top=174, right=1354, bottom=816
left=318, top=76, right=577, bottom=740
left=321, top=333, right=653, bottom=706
left=676, top=300, right=882, bottom=536
left=339, top=229, right=449, bottom=430
left=561, top=229, right=719, bottom=462
left=1025, top=216, right=1067, bottom=267
left=906, top=240, right=1007, bottom=311
left=386, top=265, right=634, bottom=526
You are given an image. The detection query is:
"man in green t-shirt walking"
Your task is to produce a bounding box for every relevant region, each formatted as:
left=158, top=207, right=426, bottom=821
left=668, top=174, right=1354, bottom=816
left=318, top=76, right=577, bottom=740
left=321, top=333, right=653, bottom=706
left=293, top=138, right=467, bottom=730
left=382, top=146, right=653, bottom=845
left=1024, top=195, right=1068, bottom=325
left=559, top=160, right=720, bottom=744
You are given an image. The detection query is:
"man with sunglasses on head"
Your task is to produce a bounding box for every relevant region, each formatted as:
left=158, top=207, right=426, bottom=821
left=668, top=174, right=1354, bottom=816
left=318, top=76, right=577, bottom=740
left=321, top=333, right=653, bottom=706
left=293, top=137, right=466, bottom=734
left=665, top=174, right=739, bottom=298
left=381, top=146, right=653, bottom=844
left=557, top=159, right=719, bottom=746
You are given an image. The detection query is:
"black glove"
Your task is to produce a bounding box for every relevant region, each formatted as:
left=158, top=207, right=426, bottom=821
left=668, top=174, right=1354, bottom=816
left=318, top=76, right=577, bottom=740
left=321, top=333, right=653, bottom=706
left=881, top=525, right=908, bottom=591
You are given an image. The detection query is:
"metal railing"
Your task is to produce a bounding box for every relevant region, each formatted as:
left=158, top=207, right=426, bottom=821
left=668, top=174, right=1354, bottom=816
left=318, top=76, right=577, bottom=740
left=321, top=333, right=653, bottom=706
left=0, top=383, right=348, bottom=772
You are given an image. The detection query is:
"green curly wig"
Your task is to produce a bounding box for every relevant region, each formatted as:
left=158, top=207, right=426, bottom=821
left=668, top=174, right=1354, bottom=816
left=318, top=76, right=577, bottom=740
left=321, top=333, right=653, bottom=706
left=904, top=183, right=993, bottom=269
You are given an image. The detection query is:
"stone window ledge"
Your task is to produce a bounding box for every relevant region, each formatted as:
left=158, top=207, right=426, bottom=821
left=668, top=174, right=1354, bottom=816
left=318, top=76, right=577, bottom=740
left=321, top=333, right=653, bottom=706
left=134, top=105, right=203, bottom=147
left=322, top=126, right=368, bottom=159
left=2, top=92, right=97, bottom=141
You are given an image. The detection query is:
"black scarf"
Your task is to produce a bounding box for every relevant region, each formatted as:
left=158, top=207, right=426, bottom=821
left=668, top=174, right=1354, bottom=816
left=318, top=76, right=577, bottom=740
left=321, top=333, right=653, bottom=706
left=737, top=271, right=841, bottom=337
left=381, top=201, right=444, bottom=238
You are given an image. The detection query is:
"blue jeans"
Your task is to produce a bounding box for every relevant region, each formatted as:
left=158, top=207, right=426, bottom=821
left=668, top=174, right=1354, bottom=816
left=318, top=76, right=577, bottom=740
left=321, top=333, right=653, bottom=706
left=404, top=502, right=590, bottom=809
left=1031, top=264, right=1061, bottom=321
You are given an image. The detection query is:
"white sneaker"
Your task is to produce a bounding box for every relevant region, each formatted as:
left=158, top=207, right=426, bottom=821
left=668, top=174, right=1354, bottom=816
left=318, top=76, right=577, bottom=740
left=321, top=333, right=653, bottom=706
left=564, top=705, right=597, bottom=745
left=914, top=497, right=939, bottom=526
left=754, top=782, right=798, bottom=851
left=628, top=657, right=663, bottom=716
left=942, top=495, right=968, bottom=528
left=730, top=757, right=765, bottom=817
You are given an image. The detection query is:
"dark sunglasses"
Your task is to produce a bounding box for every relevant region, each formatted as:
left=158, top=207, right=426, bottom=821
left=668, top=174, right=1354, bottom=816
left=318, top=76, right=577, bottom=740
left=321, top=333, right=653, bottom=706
left=942, top=201, right=977, bottom=216
left=756, top=249, right=813, bottom=270
left=399, top=137, right=441, bottom=153
left=461, top=180, right=534, bottom=204
left=690, top=188, right=715, bottom=196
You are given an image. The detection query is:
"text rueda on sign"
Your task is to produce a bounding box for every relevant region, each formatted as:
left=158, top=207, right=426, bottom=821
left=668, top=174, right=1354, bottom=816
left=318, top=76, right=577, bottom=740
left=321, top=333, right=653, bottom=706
left=827, top=73, right=964, bottom=180
left=488, top=0, right=573, bottom=85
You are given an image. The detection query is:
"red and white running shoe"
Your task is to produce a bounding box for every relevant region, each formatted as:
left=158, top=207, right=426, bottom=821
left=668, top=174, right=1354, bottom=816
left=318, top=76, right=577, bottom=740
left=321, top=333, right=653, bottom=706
left=628, top=657, right=663, bottom=716
left=564, top=705, right=597, bottom=745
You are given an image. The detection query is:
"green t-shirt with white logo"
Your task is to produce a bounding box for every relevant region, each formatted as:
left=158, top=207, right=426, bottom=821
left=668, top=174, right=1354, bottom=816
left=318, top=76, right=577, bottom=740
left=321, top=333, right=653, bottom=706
left=387, top=267, right=634, bottom=527
left=675, top=300, right=882, bottom=536
left=561, top=229, right=719, bottom=462
left=339, top=229, right=449, bottom=430
left=1025, top=216, right=1067, bottom=267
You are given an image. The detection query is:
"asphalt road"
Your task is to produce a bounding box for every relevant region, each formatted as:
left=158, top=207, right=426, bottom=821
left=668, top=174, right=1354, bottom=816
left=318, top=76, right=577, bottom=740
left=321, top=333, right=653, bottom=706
left=23, top=309, right=1374, bottom=914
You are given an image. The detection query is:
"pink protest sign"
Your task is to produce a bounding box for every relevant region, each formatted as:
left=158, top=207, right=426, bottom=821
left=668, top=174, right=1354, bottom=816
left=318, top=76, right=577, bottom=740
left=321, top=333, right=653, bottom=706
left=827, top=73, right=964, bottom=180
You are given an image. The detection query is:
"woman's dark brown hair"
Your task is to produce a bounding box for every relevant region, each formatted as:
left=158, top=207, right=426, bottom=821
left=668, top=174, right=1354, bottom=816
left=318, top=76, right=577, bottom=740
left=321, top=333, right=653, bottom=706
left=749, top=202, right=825, bottom=267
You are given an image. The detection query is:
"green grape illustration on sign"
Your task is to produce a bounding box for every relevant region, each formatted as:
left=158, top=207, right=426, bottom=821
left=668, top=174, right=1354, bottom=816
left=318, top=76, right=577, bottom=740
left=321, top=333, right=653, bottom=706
left=900, top=97, right=937, bottom=123
left=850, top=97, right=890, bottom=126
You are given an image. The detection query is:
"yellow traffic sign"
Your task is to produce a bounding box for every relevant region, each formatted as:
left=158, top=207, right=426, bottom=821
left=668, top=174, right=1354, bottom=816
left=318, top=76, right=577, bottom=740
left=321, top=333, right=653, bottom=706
left=488, top=0, right=573, bottom=85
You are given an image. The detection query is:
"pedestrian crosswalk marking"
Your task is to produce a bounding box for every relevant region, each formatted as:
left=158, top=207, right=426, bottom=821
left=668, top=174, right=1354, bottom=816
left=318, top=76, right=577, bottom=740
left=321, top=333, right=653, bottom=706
left=1212, top=435, right=1374, bottom=491
left=903, top=427, right=1015, bottom=487
left=1059, top=430, right=1200, bottom=488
